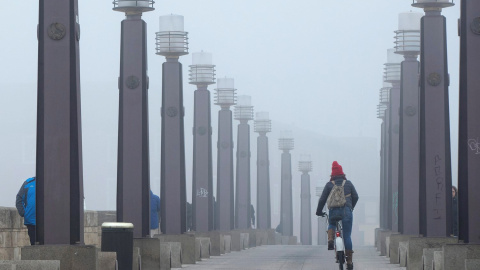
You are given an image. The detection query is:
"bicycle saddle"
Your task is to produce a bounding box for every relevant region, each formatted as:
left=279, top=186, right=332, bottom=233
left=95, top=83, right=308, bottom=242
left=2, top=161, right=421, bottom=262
left=330, top=214, right=343, bottom=222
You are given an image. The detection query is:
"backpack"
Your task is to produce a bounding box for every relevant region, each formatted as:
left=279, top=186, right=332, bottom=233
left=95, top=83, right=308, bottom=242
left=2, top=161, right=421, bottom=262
left=326, top=180, right=350, bottom=209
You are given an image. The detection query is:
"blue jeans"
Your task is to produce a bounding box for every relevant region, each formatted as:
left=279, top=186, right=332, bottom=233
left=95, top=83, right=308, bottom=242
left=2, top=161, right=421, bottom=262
left=328, top=206, right=353, bottom=250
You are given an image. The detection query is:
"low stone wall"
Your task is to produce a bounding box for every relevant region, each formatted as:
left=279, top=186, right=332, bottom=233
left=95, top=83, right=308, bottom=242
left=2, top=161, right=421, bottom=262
left=0, top=207, right=29, bottom=260
left=0, top=207, right=117, bottom=260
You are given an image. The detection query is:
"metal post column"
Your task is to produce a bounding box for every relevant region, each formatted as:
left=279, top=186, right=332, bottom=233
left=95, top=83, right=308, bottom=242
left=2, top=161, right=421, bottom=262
left=115, top=2, right=153, bottom=238
left=458, top=0, right=480, bottom=243
left=399, top=56, right=420, bottom=235
left=36, top=0, right=84, bottom=245
left=414, top=1, right=454, bottom=237
left=300, top=172, right=312, bottom=245
left=256, top=133, right=271, bottom=229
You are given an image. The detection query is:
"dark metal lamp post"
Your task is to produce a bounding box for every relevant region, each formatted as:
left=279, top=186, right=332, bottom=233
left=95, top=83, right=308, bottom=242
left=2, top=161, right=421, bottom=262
left=234, top=96, right=254, bottom=229
left=156, top=14, right=189, bottom=234
left=255, top=112, right=272, bottom=230
left=394, top=11, right=422, bottom=236
left=279, top=131, right=294, bottom=236
left=215, top=78, right=237, bottom=231
left=412, top=0, right=454, bottom=237
left=299, top=155, right=312, bottom=245
left=113, top=0, right=154, bottom=239
left=384, top=49, right=403, bottom=233
left=189, top=51, right=216, bottom=232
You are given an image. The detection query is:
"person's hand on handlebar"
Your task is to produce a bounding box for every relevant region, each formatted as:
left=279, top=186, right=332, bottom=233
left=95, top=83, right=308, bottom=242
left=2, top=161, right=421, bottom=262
left=316, top=211, right=326, bottom=217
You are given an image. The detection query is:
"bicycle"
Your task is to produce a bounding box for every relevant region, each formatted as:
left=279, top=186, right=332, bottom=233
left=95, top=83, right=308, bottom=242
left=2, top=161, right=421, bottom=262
left=324, top=212, right=346, bottom=270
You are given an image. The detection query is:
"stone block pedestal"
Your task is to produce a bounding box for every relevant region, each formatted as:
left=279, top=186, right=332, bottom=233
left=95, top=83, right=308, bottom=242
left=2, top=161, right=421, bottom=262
left=155, top=234, right=196, bottom=264
left=133, top=238, right=171, bottom=270
left=405, top=237, right=458, bottom=270
left=21, top=245, right=97, bottom=270
left=0, top=260, right=60, bottom=270
left=389, top=234, right=420, bottom=264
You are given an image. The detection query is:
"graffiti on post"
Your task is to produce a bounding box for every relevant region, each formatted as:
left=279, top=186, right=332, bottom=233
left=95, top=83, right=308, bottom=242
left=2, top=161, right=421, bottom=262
left=433, top=154, right=443, bottom=220
left=468, top=138, right=480, bottom=154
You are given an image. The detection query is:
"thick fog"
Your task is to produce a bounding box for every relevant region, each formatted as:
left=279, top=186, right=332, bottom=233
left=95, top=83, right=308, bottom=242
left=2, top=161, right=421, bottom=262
left=0, top=1, right=460, bottom=244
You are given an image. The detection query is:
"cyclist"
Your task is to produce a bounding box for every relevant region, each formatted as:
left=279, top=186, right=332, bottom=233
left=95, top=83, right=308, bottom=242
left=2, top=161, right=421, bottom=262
left=316, top=161, right=359, bottom=270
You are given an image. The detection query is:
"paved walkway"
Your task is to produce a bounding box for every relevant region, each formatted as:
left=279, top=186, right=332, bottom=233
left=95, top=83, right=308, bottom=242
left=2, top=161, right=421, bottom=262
left=178, top=245, right=405, bottom=270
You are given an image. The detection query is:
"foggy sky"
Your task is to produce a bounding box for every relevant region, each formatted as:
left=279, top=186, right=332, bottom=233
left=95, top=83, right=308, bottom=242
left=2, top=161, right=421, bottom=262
left=0, top=1, right=460, bottom=240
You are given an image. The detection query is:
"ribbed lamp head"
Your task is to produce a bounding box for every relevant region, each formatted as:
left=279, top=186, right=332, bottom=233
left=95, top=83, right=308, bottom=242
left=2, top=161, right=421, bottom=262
left=234, top=95, right=254, bottom=121
left=395, top=12, right=422, bottom=55
left=214, top=77, right=237, bottom=107
left=298, top=154, right=312, bottom=172
left=380, top=82, right=391, bottom=104
left=384, top=49, right=402, bottom=83
left=254, top=112, right=272, bottom=133
left=189, top=51, right=215, bottom=86
left=113, top=0, right=154, bottom=14
left=412, top=0, right=454, bottom=9
left=278, top=130, right=294, bottom=151
left=377, top=103, right=387, bottom=119
left=156, top=14, right=188, bottom=57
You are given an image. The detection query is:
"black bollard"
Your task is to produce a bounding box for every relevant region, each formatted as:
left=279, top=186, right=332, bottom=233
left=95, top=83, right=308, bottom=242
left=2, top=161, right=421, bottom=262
left=101, top=222, right=134, bottom=270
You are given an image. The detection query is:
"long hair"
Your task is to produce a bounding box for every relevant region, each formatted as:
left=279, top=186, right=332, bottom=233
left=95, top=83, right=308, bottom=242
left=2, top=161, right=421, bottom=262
left=452, top=186, right=458, bottom=198
left=330, top=174, right=346, bottom=181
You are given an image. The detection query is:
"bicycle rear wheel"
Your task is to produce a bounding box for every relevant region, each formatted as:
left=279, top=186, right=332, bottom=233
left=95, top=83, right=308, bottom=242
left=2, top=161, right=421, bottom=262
left=336, top=251, right=345, bottom=270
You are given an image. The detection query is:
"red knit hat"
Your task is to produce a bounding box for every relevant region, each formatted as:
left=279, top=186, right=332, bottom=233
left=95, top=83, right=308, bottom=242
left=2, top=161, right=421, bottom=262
left=331, top=161, right=344, bottom=176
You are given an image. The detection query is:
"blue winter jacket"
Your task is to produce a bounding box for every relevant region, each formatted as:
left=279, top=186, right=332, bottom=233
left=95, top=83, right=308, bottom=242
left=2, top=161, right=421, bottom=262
left=16, top=177, right=36, bottom=226
left=150, top=191, right=161, bottom=230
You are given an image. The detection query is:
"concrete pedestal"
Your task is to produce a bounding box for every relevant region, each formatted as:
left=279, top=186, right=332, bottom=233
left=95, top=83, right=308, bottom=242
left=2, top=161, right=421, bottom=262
left=194, top=238, right=201, bottom=261
left=240, top=233, right=249, bottom=249
left=433, top=251, right=443, bottom=270
left=399, top=241, right=408, bottom=267
left=441, top=244, right=480, bottom=270
left=21, top=245, right=97, bottom=270
left=163, top=242, right=182, bottom=268
left=275, top=233, right=282, bottom=245
left=422, top=248, right=441, bottom=270
left=0, top=260, right=60, bottom=270
left=378, top=230, right=393, bottom=256
left=266, top=229, right=276, bottom=245
left=288, top=236, right=297, bottom=245
left=389, top=234, right=420, bottom=264
left=465, top=259, right=480, bottom=270
left=133, top=238, right=171, bottom=270
left=155, top=234, right=197, bottom=264
left=240, top=230, right=256, bottom=248
left=191, top=231, right=224, bottom=256
left=255, top=230, right=268, bottom=246
left=197, top=237, right=211, bottom=259
left=405, top=237, right=458, bottom=270
left=97, top=251, right=117, bottom=270
left=226, top=231, right=242, bottom=251
left=224, top=235, right=231, bottom=253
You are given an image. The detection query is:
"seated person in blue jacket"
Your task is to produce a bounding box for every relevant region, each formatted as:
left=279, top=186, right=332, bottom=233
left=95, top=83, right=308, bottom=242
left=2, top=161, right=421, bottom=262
left=150, top=190, right=161, bottom=236
left=15, top=177, right=36, bottom=245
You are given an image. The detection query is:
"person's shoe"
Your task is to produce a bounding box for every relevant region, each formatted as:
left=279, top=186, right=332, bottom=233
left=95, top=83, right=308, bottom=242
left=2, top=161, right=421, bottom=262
left=346, top=250, right=354, bottom=269
left=327, top=229, right=335, bottom=250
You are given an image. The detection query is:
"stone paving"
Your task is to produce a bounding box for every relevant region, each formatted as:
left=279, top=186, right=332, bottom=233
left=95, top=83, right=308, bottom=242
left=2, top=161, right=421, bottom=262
left=176, top=245, right=405, bottom=270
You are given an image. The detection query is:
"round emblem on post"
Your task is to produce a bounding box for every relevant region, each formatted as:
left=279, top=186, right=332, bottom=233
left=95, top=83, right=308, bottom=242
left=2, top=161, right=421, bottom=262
left=221, top=141, right=229, bottom=149
left=427, top=73, right=442, bottom=87
left=48, top=23, right=66, bottom=40
left=240, top=151, right=247, bottom=158
left=166, top=107, right=178, bottom=117
left=405, top=106, right=417, bottom=117
left=470, top=17, right=480, bottom=35
left=197, top=126, right=207, bottom=136
left=126, top=76, right=140, bottom=89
